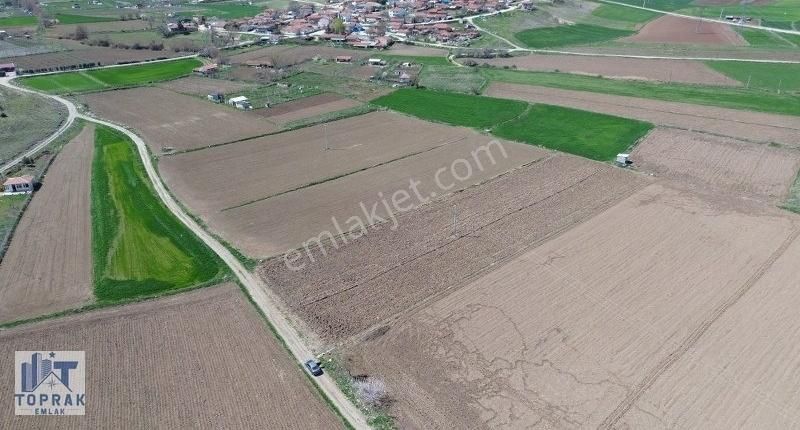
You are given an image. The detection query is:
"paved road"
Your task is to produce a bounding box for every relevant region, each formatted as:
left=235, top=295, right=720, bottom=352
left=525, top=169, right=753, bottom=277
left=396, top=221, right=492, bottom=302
left=0, top=77, right=370, bottom=430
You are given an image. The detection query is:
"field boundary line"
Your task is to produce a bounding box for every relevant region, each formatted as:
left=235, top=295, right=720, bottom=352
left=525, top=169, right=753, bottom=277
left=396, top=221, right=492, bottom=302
left=341, top=161, right=648, bottom=346
left=598, top=227, right=800, bottom=429
left=300, top=157, right=604, bottom=308
left=220, top=135, right=469, bottom=212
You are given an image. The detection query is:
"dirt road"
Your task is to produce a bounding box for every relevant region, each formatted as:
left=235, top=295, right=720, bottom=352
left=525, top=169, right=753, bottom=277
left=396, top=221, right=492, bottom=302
left=0, top=78, right=370, bottom=429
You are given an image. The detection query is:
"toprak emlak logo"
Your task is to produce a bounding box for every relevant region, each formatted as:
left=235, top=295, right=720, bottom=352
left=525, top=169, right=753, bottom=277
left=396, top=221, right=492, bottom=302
left=14, top=351, right=86, bottom=415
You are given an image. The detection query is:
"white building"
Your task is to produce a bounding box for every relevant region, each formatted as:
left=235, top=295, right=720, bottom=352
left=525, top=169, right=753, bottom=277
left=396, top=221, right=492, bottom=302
left=227, top=96, right=252, bottom=110
left=3, top=175, right=34, bottom=194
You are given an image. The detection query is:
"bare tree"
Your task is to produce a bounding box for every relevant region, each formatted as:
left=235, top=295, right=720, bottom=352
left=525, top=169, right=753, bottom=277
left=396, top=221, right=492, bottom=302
left=73, top=25, right=89, bottom=40
left=353, top=378, right=391, bottom=409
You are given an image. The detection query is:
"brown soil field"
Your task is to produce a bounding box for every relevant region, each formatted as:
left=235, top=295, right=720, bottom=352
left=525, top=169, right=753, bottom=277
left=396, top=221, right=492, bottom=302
left=261, top=155, right=651, bottom=341
left=343, top=183, right=798, bottom=429
left=159, top=111, right=470, bottom=214
left=9, top=47, right=179, bottom=72
left=617, top=233, right=800, bottom=429
left=81, top=87, right=279, bottom=152
left=625, top=15, right=746, bottom=45
left=485, top=82, right=800, bottom=146
left=0, top=284, right=345, bottom=429
left=229, top=45, right=368, bottom=66
left=255, top=93, right=362, bottom=125
left=632, top=127, right=800, bottom=201
left=214, top=136, right=544, bottom=257
left=156, top=76, right=257, bottom=97
left=475, top=54, right=739, bottom=86
left=0, top=125, right=94, bottom=324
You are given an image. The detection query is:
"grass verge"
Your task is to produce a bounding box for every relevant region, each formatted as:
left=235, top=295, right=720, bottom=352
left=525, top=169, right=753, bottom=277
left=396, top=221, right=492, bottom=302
left=481, top=67, right=800, bottom=116
left=515, top=24, right=633, bottom=48
left=91, top=124, right=225, bottom=301
left=55, top=13, right=118, bottom=24
left=781, top=169, right=800, bottom=214
left=17, top=58, right=202, bottom=94
left=322, top=354, right=395, bottom=430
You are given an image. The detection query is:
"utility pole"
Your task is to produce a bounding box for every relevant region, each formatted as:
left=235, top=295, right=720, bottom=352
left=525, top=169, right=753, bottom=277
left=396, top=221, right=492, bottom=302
left=778, top=79, right=783, bottom=94
left=324, top=123, right=330, bottom=150
left=746, top=74, right=751, bottom=89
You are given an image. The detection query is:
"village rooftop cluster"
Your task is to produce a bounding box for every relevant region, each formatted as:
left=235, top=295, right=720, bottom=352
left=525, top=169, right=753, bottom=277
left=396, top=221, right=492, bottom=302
left=229, top=0, right=530, bottom=47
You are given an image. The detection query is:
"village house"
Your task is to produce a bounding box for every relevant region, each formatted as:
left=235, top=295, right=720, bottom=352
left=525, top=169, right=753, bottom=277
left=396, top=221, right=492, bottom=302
left=3, top=175, right=34, bottom=194
left=0, top=63, right=16, bottom=77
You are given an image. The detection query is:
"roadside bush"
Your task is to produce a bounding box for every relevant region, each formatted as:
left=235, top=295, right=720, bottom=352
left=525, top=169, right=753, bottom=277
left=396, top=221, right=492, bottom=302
left=353, top=377, right=391, bottom=409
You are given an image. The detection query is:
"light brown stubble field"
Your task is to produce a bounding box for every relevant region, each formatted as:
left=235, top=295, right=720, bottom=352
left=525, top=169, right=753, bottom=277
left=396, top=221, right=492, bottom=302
left=624, top=15, right=747, bottom=45
left=81, top=87, right=279, bottom=152
left=0, top=124, right=94, bottom=324
left=632, top=128, right=800, bottom=202
left=212, top=135, right=544, bottom=257
left=159, top=111, right=476, bottom=214
left=344, top=183, right=798, bottom=429
left=0, top=284, right=345, bottom=429
left=261, top=155, right=650, bottom=341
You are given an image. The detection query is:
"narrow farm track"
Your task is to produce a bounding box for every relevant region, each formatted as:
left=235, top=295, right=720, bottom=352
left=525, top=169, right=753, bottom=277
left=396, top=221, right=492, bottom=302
left=0, top=77, right=369, bottom=430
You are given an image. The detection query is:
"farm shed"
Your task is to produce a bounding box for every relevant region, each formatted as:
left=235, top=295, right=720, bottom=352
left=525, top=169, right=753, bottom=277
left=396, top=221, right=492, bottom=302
left=227, top=96, right=252, bottom=110
left=3, top=175, right=34, bottom=194
left=194, top=63, right=218, bottom=76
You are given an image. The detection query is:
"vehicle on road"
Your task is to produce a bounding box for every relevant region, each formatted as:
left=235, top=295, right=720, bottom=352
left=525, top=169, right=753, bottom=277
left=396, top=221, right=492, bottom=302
left=305, top=359, right=323, bottom=376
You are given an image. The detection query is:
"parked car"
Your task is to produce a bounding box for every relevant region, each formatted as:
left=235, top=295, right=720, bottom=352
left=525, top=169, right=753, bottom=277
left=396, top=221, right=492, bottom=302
left=304, top=359, right=323, bottom=376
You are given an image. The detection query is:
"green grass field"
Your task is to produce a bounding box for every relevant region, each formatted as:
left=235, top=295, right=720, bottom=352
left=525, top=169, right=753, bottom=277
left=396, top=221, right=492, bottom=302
left=201, top=2, right=264, bottom=18
left=707, top=61, right=800, bottom=93
left=91, top=125, right=223, bottom=301
left=374, top=89, right=651, bottom=160
left=515, top=24, right=633, bottom=48
left=0, top=86, right=68, bottom=163
left=0, top=15, right=37, bottom=27
left=17, top=58, right=201, bottom=94
left=419, top=65, right=487, bottom=94
left=376, top=54, right=450, bottom=66
left=481, top=68, right=800, bottom=117
left=493, top=104, right=652, bottom=161
left=55, top=13, right=118, bottom=24
left=608, top=0, right=693, bottom=12
left=373, top=88, right=527, bottom=128
left=737, top=28, right=795, bottom=48
left=591, top=4, right=661, bottom=23
left=684, top=0, right=800, bottom=22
